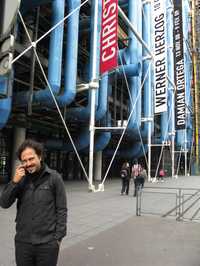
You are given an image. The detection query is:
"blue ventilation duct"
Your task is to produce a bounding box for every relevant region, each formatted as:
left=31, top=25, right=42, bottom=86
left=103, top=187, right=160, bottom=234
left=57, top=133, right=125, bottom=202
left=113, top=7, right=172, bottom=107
left=15, top=0, right=65, bottom=104
left=119, top=143, right=148, bottom=159
left=121, top=0, right=153, bottom=142
left=45, top=113, right=111, bottom=152
left=62, top=0, right=111, bottom=154
left=116, top=63, right=141, bottom=78
left=0, top=98, right=11, bottom=129
left=45, top=0, right=111, bottom=153
left=65, top=74, right=109, bottom=122
left=63, top=0, right=101, bottom=121
left=77, top=114, right=111, bottom=154
left=116, top=0, right=153, bottom=162
left=0, top=75, right=12, bottom=129
left=140, top=0, right=153, bottom=139
left=105, top=143, right=148, bottom=159
left=116, top=0, right=153, bottom=160
left=105, top=0, right=149, bottom=160
left=65, top=0, right=141, bottom=122
left=15, top=0, right=80, bottom=107
left=45, top=127, right=92, bottom=152
left=126, top=0, right=142, bottom=139
left=38, top=0, right=81, bottom=106
left=95, top=74, right=109, bottom=121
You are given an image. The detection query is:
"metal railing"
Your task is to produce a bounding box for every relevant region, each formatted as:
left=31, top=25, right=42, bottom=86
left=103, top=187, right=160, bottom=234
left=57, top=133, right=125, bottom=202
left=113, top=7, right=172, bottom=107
left=136, top=186, right=200, bottom=222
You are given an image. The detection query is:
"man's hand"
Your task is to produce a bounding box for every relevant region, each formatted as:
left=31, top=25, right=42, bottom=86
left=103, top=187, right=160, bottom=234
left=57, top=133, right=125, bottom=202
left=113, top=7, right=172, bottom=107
left=13, top=165, right=26, bottom=183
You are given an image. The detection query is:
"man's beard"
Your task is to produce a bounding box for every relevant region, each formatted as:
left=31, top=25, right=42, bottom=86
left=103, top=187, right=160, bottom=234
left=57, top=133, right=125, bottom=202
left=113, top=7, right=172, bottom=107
left=27, top=168, right=35, bottom=174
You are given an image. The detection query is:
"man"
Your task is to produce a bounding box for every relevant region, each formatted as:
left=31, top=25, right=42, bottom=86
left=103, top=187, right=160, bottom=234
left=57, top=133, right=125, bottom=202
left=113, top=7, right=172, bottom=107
left=0, top=139, right=67, bottom=266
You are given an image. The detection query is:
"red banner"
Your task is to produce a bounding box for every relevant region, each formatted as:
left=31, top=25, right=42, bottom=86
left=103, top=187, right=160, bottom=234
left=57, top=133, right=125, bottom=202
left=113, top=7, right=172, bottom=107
left=100, top=0, right=118, bottom=74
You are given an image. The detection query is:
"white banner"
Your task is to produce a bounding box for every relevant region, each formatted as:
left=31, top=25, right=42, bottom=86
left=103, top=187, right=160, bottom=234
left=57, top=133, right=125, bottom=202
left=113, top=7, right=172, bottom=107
left=153, top=0, right=167, bottom=113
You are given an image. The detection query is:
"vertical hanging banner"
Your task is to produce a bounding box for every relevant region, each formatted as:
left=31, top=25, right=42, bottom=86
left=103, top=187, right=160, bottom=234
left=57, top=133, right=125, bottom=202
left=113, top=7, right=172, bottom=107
left=173, top=0, right=186, bottom=129
left=100, top=0, right=118, bottom=74
left=153, top=0, right=167, bottom=113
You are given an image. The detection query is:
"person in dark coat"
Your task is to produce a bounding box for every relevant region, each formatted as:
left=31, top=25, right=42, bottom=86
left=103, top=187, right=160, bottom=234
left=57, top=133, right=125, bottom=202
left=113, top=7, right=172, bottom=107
left=120, top=161, right=131, bottom=195
left=0, top=139, right=67, bottom=266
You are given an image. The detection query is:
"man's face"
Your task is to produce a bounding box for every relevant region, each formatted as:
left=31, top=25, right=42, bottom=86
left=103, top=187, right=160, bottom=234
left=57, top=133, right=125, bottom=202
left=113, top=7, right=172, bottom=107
left=20, top=147, right=41, bottom=174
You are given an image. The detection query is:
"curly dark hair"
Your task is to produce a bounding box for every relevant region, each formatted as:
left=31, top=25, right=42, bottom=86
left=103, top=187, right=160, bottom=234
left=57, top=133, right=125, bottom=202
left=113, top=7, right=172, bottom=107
left=17, top=139, right=44, bottom=160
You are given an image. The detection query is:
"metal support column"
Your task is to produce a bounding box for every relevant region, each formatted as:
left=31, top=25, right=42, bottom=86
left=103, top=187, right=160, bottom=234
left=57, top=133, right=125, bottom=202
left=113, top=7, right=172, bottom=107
left=148, top=122, right=151, bottom=182
left=118, top=5, right=153, bottom=58
left=88, top=0, right=99, bottom=191
left=166, top=0, right=175, bottom=178
left=171, top=133, right=175, bottom=178
left=185, top=130, right=187, bottom=176
left=192, top=0, right=199, bottom=172
left=94, top=151, right=102, bottom=181
left=28, top=7, right=40, bottom=115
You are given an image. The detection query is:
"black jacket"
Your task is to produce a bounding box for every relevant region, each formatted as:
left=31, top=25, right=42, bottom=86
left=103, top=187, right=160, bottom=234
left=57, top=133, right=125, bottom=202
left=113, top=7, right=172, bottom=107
left=0, top=165, right=67, bottom=244
left=120, top=166, right=131, bottom=180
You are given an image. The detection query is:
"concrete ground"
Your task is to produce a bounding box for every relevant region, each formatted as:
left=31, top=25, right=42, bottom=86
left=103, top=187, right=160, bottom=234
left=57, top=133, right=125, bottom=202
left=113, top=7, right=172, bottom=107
left=0, top=175, right=200, bottom=266
left=59, top=216, right=200, bottom=266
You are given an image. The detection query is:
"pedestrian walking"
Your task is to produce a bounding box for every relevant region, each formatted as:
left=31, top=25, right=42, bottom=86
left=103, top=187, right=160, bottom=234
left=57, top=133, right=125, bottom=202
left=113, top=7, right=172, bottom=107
left=0, top=139, right=67, bottom=266
left=133, top=166, right=147, bottom=196
left=131, top=160, right=141, bottom=196
left=120, top=161, right=131, bottom=195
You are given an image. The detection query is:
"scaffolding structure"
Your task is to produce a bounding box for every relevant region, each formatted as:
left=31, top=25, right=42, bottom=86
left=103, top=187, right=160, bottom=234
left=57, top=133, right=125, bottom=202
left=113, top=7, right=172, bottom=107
left=0, top=0, right=198, bottom=186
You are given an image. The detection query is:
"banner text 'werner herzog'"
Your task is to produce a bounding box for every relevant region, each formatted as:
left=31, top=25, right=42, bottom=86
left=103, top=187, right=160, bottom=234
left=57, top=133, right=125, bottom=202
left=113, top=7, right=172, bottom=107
left=154, top=0, right=167, bottom=114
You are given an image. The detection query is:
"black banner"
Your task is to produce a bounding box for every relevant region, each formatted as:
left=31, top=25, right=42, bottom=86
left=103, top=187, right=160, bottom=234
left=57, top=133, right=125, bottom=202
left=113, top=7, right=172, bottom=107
left=173, top=0, right=186, bottom=129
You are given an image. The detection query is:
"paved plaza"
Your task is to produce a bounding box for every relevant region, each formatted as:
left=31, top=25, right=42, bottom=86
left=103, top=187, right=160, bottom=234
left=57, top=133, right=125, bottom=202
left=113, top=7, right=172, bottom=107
left=0, top=176, right=200, bottom=265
